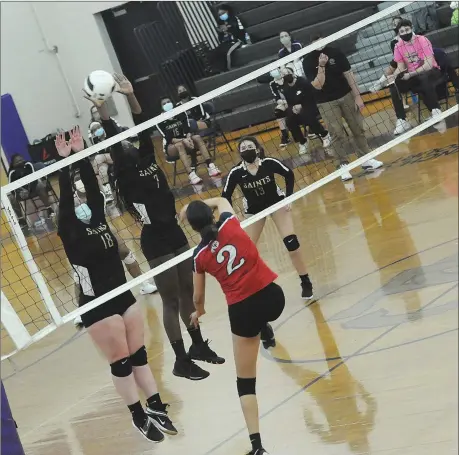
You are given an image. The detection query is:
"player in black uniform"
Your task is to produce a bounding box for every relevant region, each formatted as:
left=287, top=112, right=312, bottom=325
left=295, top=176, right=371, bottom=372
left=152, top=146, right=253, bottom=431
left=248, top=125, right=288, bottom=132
left=157, top=96, right=221, bottom=185
left=54, top=127, right=176, bottom=443
left=92, top=75, right=225, bottom=381
left=176, top=84, right=212, bottom=132
left=222, top=136, right=314, bottom=300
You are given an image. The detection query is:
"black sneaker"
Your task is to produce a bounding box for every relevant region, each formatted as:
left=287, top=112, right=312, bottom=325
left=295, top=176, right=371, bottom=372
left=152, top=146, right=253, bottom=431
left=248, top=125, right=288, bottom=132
left=132, top=417, right=165, bottom=443
left=173, top=356, right=210, bottom=380
left=45, top=207, right=55, bottom=219
left=247, top=448, right=269, bottom=455
left=301, top=280, right=314, bottom=301
left=189, top=340, right=225, bottom=365
left=145, top=402, right=178, bottom=436
left=260, top=323, right=276, bottom=349
left=279, top=135, right=291, bottom=147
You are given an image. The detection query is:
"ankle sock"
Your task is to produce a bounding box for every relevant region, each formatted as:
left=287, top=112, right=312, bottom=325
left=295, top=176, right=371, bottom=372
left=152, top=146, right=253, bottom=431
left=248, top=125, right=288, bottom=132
left=171, top=339, right=187, bottom=359
left=250, top=433, right=262, bottom=451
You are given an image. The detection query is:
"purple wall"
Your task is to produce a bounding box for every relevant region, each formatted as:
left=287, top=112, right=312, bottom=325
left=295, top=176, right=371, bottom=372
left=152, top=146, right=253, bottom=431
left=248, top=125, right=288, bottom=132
left=1, top=94, right=31, bottom=165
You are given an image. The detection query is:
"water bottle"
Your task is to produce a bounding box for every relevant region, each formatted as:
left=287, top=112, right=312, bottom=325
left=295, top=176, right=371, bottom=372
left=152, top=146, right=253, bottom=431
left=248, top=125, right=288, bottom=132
left=411, top=92, right=419, bottom=104
left=245, top=33, right=252, bottom=45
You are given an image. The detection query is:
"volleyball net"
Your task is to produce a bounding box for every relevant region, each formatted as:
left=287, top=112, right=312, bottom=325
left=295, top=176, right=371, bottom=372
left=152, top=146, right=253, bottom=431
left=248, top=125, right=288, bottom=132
left=1, top=0, right=458, bottom=359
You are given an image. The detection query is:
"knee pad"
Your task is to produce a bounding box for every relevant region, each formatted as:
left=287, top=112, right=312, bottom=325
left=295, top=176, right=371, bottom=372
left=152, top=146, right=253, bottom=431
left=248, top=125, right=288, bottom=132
left=110, top=357, right=132, bottom=377
left=237, top=377, right=256, bottom=397
left=130, top=345, right=148, bottom=367
left=283, top=234, right=300, bottom=252
left=122, top=250, right=136, bottom=265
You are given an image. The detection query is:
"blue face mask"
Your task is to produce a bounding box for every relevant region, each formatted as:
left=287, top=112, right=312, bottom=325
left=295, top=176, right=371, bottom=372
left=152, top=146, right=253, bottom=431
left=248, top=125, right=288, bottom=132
left=270, top=69, right=281, bottom=79
left=75, top=203, right=92, bottom=223
left=219, top=13, right=229, bottom=21
left=94, top=127, right=105, bottom=138
left=163, top=102, right=174, bottom=112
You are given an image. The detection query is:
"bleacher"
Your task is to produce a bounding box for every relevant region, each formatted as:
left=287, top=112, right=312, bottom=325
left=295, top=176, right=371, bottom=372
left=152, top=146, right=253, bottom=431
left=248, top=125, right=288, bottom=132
left=193, top=1, right=459, bottom=133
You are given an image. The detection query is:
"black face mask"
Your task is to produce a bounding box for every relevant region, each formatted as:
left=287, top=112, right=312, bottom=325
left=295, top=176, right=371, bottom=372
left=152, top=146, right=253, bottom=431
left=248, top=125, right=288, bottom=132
left=283, top=74, right=294, bottom=84
left=240, top=149, right=258, bottom=164
left=178, top=91, right=189, bottom=100
left=400, top=32, right=413, bottom=42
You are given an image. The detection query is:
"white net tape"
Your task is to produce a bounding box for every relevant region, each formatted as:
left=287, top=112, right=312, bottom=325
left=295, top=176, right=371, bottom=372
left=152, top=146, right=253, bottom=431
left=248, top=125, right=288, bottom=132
left=1, top=0, right=458, bottom=360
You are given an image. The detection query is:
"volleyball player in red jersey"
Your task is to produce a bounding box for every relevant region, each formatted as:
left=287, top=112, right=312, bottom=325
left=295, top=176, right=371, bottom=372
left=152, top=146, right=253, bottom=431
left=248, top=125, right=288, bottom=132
left=181, top=197, right=285, bottom=455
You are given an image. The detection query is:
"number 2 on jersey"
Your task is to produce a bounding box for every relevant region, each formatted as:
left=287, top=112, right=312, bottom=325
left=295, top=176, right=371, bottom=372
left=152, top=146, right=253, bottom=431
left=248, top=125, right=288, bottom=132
left=217, top=245, right=245, bottom=276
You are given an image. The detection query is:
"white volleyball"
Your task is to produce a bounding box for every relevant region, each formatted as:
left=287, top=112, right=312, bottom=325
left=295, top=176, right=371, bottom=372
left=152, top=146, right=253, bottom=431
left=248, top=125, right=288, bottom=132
left=83, top=70, right=116, bottom=102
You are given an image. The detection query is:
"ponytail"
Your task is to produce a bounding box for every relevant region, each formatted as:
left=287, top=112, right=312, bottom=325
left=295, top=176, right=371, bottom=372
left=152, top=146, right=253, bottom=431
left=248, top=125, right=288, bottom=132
left=201, top=224, right=219, bottom=245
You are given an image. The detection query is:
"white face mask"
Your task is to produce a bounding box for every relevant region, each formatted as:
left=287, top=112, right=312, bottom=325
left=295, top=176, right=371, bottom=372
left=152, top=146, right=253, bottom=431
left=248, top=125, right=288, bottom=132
left=451, top=1, right=459, bottom=9
left=280, top=36, right=291, bottom=46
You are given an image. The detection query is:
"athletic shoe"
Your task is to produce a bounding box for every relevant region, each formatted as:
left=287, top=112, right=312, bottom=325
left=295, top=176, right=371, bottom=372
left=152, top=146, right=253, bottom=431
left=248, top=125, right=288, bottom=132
left=208, top=163, right=222, bottom=177
left=260, top=323, right=276, bottom=350
left=369, top=77, right=387, bottom=93
left=247, top=448, right=270, bottom=455
left=73, top=315, right=84, bottom=330
left=321, top=133, right=332, bottom=149
left=279, top=132, right=291, bottom=147
left=362, top=159, right=383, bottom=171
left=103, top=184, right=114, bottom=203
left=189, top=340, right=225, bottom=364
left=173, top=356, right=210, bottom=380
left=132, top=417, right=165, bottom=443
left=393, top=118, right=412, bottom=135
left=298, top=143, right=309, bottom=155
left=339, top=163, right=353, bottom=182
left=189, top=171, right=203, bottom=185
left=430, top=108, right=446, bottom=133
left=301, top=279, right=314, bottom=301
left=140, top=282, right=157, bottom=295
left=145, top=402, right=178, bottom=436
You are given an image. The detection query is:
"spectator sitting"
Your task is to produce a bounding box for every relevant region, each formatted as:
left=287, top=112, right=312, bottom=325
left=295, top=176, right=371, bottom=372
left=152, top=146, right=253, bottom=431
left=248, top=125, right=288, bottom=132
left=8, top=154, right=55, bottom=227
left=278, top=31, right=305, bottom=77
left=212, top=3, right=246, bottom=72
left=156, top=97, right=221, bottom=185
left=176, top=85, right=212, bottom=133
left=387, top=19, right=446, bottom=134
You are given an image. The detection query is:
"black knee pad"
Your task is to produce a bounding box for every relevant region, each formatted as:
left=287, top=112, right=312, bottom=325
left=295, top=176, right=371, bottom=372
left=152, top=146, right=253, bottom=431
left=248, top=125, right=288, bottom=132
left=237, top=377, right=256, bottom=397
left=110, top=357, right=132, bottom=377
left=283, top=234, right=300, bottom=252
left=130, top=345, right=148, bottom=367
left=131, top=346, right=148, bottom=367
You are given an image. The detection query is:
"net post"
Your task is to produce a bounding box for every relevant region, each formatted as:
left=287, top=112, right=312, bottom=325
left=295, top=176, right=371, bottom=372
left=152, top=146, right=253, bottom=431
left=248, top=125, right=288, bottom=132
left=1, top=194, right=63, bottom=326
left=1, top=381, right=25, bottom=455
left=1, top=291, right=31, bottom=350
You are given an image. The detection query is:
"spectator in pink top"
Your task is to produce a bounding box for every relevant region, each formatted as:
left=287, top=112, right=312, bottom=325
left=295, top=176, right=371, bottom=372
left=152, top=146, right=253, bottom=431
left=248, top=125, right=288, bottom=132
left=387, top=19, right=446, bottom=133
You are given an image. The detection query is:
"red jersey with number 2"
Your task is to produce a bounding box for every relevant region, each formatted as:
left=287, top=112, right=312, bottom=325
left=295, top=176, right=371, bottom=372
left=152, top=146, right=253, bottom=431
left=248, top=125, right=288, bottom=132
left=193, top=212, right=278, bottom=305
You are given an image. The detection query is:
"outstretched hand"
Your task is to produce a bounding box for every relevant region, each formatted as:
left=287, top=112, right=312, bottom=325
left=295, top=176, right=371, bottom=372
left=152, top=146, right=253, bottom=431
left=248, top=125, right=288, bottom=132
left=114, top=73, right=134, bottom=96
left=69, top=126, right=85, bottom=152
left=55, top=133, right=72, bottom=158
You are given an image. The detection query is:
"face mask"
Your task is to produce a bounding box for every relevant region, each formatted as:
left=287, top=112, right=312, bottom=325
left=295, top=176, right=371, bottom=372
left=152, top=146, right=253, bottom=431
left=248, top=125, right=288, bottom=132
left=163, top=102, right=174, bottom=112
left=280, top=36, right=291, bottom=46
left=94, top=128, right=105, bottom=138
left=75, top=203, right=92, bottom=223
left=178, top=91, right=189, bottom=100
left=283, top=74, right=294, bottom=84
left=219, top=13, right=229, bottom=21
left=270, top=69, right=281, bottom=79
left=400, top=32, right=413, bottom=42
left=240, top=149, right=258, bottom=164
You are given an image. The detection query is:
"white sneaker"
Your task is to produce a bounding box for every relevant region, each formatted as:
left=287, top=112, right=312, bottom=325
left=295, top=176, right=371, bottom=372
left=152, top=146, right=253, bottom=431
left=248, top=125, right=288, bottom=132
left=369, top=76, right=387, bottom=93
left=207, top=163, right=221, bottom=177
left=393, top=118, right=412, bottom=135
left=140, top=282, right=157, bottom=295
left=362, top=158, right=383, bottom=171
left=73, top=315, right=83, bottom=329
left=430, top=108, right=446, bottom=133
left=339, top=164, right=353, bottom=181
left=321, top=133, right=332, bottom=149
left=189, top=171, right=202, bottom=185
left=103, top=184, right=114, bottom=203
left=298, top=143, right=309, bottom=155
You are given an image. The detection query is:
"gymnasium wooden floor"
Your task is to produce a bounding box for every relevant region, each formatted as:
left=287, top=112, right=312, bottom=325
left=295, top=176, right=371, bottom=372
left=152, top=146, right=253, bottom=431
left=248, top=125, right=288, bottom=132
left=1, top=121, right=458, bottom=454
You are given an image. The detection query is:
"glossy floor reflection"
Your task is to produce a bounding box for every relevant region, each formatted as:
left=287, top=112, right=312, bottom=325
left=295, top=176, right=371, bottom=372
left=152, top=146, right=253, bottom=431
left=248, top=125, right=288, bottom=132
left=1, top=125, right=458, bottom=455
